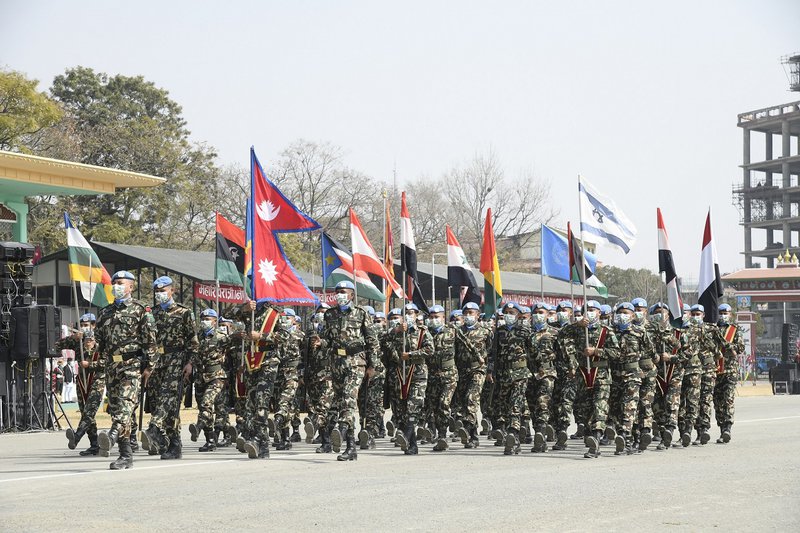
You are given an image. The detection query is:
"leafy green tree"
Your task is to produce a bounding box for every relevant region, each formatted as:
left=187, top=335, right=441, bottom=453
left=0, top=69, right=63, bottom=151
left=596, top=265, right=664, bottom=304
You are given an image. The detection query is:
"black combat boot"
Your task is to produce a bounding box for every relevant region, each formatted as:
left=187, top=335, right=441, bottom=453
left=199, top=428, right=217, bottom=452
left=614, top=431, right=627, bottom=455
left=109, top=437, right=133, bottom=470
left=395, top=422, right=409, bottom=451
left=553, top=429, right=568, bottom=451
left=377, top=418, right=386, bottom=439
left=532, top=425, right=547, bottom=453
left=245, top=437, right=268, bottom=459
left=417, top=424, right=433, bottom=444
left=546, top=424, right=556, bottom=442
left=433, top=425, right=449, bottom=452
left=315, top=428, right=332, bottom=453
left=98, top=426, right=119, bottom=456
left=216, top=426, right=231, bottom=447
left=480, top=418, right=491, bottom=436
left=290, top=424, right=302, bottom=443
left=225, top=425, right=238, bottom=444
left=522, top=420, right=534, bottom=444
left=386, top=419, right=396, bottom=437
left=717, top=424, right=732, bottom=444
left=658, top=427, right=673, bottom=450
left=467, top=424, right=481, bottom=449
left=639, top=428, right=652, bottom=452
left=584, top=429, right=602, bottom=458
left=679, top=423, right=692, bottom=447
left=570, top=423, right=585, bottom=440
left=80, top=426, right=100, bottom=456
left=404, top=422, right=418, bottom=455
left=160, top=434, right=183, bottom=460
left=67, top=424, right=87, bottom=450
left=141, top=424, right=164, bottom=454
left=275, top=427, right=292, bottom=450
left=129, top=431, right=139, bottom=452
left=330, top=424, right=343, bottom=453
left=503, top=428, right=520, bottom=456
left=700, top=427, right=711, bottom=445
left=337, top=428, right=358, bottom=461
left=455, top=423, right=470, bottom=446
left=491, top=423, right=506, bottom=446
left=189, top=421, right=205, bottom=442
left=305, top=420, right=316, bottom=444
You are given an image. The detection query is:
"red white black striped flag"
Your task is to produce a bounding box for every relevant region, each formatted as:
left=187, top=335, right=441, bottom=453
left=697, top=208, right=723, bottom=323
left=657, top=208, right=683, bottom=320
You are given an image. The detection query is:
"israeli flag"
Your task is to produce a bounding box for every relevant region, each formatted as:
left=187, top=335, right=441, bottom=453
left=579, top=177, right=637, bottom=254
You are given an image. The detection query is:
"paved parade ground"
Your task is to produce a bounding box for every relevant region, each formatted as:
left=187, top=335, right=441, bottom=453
left=1, top=393, right=798, bottom=532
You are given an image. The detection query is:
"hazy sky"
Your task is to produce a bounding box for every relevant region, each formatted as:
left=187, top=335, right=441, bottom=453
left=2, top=1, right=799, bottom=279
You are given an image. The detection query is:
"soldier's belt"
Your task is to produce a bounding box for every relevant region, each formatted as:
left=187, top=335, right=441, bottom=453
left=281, top=360, right=301, bottom=368
left=205, top=364, right=223, bottom=373
left=469, top=361, right=485, bottom=370
left=511, top=360, right=528, bottom=369
left=157, top=345, right=185, bottom=355
left=436, top=358, right=456, bottom=370
left=621, top=362, right=641, bottom=371
left=335, top=345, right=365, bottom=357
left=639, top=360, right=655, bottom=371
left=110, top=351, right=140, bottom=363
left=580, top=360, right=607, bottom=369
left=701, top=356, right=716, bottom=366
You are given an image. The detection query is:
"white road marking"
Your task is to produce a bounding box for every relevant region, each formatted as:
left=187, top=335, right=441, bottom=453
left=0, top=459, right=236, bottom=484
left=736, top=415, right=800, bottom=424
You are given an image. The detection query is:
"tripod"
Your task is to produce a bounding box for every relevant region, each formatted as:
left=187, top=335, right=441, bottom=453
left=36, top=357, right=73, bottom=432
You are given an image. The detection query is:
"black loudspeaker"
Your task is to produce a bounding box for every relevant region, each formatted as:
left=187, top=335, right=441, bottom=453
left=792, top=381, right=800, bottom=395
left=782, top=323, right=799, bottom=362
left=770, top=362, right=798, bottom=383
left=10, top=305, right=62, bottom=360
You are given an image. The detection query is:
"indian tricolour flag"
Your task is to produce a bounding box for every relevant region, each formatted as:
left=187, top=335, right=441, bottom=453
left=64, top=213, right=113, bottom=307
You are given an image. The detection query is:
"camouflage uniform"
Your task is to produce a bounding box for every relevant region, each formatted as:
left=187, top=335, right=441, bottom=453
left=358, top=322, right=387, bottom=437
left=678, top=323, right=709, bottom=439
left=696, top=323, right=724, bottom=436
left=552, top=323, right=578, bottom=435
left=191, top=327, right=229, bottom=440
left=95, top=299, right=156, bottom=445
left=528, top=324, right=558, bottom=436
left=275, top=327, right=303, bottom=435
left=386, top=324, right=433, bottom=449
left=241, top=304, right=290, bottom=457
left=303, top=323, right=333, bottom=435
left=426, top=324, right=460, bottom=443
left=652, top=326, right=686, bottom=436
left=492, top=323, right=533, bottom=434
left=609, top=324, right=651, bottom=436
left=565, top=324, right=619, bottom=433
left=56, top=335, right=105, bottom=453
left=714, top=321, right=744, bottom=435
left=322, top=305, right=379, bottom=446
left=454, top=322, right=492, bottom=445
left=148, top=301, right=198, bottom=452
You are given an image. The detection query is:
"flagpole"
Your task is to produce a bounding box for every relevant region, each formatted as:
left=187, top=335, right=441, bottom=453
left=71, top=259, right=88, bottom=393
left=539, top=223, right=545, bottom=301
left=382, top=189, right=387, bottom=314
left=577, top=175, right=591, bottom=370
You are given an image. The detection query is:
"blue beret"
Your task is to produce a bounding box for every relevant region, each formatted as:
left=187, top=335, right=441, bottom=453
left=317, top=303, right=331, bottom=310
left=362, top=305, right=375, bottom=316
left=502, top=302, right=521, bottom=312
left=219, top=317, right=232, bottom=323
left=282, top=308, right=296, bottom=317
left=462, top=302, right=480, bottom=312
left=388, top=308, right=402, bottom=317
left=649, top=302, right=667, bottom=313
left=428, top=305, right=445, bottom=314
left=683, top=303, right=691, bottom=312
left=690, top=304, right=705, bottom=313
left=631, top=298, right=648, bottom=308
left=450, top=309, right=463, bottom=319
left=519, top=306, right=531, bottom=313
left=79, top=313, right=96, bottom=322
left=586, top=300, right=601, bottom=310
left=404, top=303, right=419, bottom=312
left=152, top=275, right=173, bottom=289
left=111, top=270, right=135, bottom=282
left=557, top=300, right=573, bottom=310
left=375, top=312, right=386, bottom=319
left=616, top=302, right=635, bottom=312
left=532, top=302, right=548, bottom=311
left=600, top=304, right=612, bottom=315
left=200, top=309, right=218, bottom=318
left=719, top=304, right=732, bottom=312
left=335, top=280, right=355, bottom=290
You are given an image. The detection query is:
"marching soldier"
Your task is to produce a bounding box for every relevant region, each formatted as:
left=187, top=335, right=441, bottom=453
left=564, top=300, right=619, bottom=459
left=528, top=303, right=559, bottom=453
left=274, top=308, right=303, bottom=450
left=454, top=302, right=493, bottom=449
left=95, top=271, right=157, bottom=470
left=491, top=302, right=533, bottom=455
left=357, top=305, right=386, bottom=450
left=652, top=302, right=686, bottom=449
left=553, top=303, right=579, bottom=449
left=388, top=303, right=433, bottom=455
left=140, top=276, right=199, bottom=460
left=58, top=313, right=105, bottom=456
left=694, top=304, right=725, bottom=446
left=187, top=309, right=229, bottom=452
left=678, top=304, right=710, bottom=447
left=424, top=305, right=459, bottom=452
left=714, top=303, right=744, bottom=443
left=322, top=281, right=379, bottom=461
left=303, top=304, right=334, bottom=451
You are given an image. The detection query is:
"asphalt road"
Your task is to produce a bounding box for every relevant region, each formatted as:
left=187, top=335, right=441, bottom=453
left=1, top=394, right=798, bottom=532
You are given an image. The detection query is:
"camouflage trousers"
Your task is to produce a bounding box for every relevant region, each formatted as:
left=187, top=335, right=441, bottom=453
left=480, top=379, right=497, bottom=424
left=678, top=371, right=702, bottom=432
left=450, top=364, right=468, bottom=422
left=573, top=368, right=611, bottom=432
left=653, top=366, right=683, bottom=430
left=713, top=371, right=737, bottom=428
left=610, top=370, right=642, bottom=434
left=358, top=364, right=385, bottom=435
left=149, top=353, right=189, bottom=439
left=307, top=372, right=334, bottom=429
left=637, top=370, right=657, bottom=432
left=393, top=363, right=428, bottom=426
left=427, top=367, right=459, bottom=430
left=106, top=360, right=141, bottom=438
left=195, top=378, right=226, bottom=429
left=244, top=358, right=279, bottom=442
left=495, top=377, right=528, bottom=431
left=76, top=372, right=106, bottom=432
left=275, top=364, right=299, bottom=429
left=696, top=369, right=717, bottom=431
left=330, top=354, right=366, bottom=431
left=528, top=375, right=555, bottom=427
left=384, top=365, right=400, bottom=426
left=551, top=373, right=576, bottom=432
left=458, top=369, right=486, bottom=427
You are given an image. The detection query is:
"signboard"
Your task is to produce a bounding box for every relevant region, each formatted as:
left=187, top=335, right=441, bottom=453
left=194, top=282, right=246, bottom=303
left=499, top=292, right=584, bottom=308
left=737, top=295, right=752, bottom=309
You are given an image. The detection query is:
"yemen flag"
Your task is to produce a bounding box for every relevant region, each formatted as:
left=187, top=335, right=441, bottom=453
left=479, top=208, right=502, bottom=315
left=567, top=222, right=608, bottom=297
left=215, top=212, right=245, bottom=286
left=400, top=192, right=428, bottom=313
left=657, top=208, right=684, bottom=321
left=382, top=196, right=395, bottom=312
left=698, top=208, right=723, bottom=324
left=321, top=232, right=386, bottom=301
left=350, top=207, right=404, bottom=298
left=64, top=213, right=113, bottom=307
left=446, top=225, right=481, bottom=306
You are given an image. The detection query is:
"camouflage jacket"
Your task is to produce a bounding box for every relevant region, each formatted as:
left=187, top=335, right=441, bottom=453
left=95, top=298, right=157, bottom=370
left=303, top=323, right=330, bottom=380
left=562, top=324, right=619, bottom=370
left=681, top=322, right=720, bottom=374
left=322, top=305, right=379, bottom=368
left=152, top=302, right=199, bottom=367
left=280, top=328, right=304, bottom=369
left=455, top=323, right=493, bottom=372
left=428, top=324, right=458, bottom=372
left=717, top=321, right=745, bottom=375
left=645, top=321, right=683, bottom=366
left=555, top=322, right=581, bottom=372
left=55, top=335, right=104, bottom=372
left=369, top=323, right=386, bottom=372
left=530, top=324, right=559, bottom=379
left=386, top=325, right=434, bottom=366
left=491, top=324, right=533, bottom=381
left=613, top=324, right=653, bottom=373
left=192, top=329, right=230, bottom=383
left=237, top=303, right=291, bottom=356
